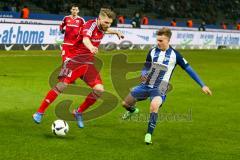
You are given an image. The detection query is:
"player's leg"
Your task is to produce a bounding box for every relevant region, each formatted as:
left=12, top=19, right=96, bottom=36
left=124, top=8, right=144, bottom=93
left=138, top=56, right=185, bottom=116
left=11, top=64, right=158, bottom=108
left=121, top=94, right=139, bottom=119
left=122, top=84, right=148, bottom=120
left=74, top=84, right=104, bottom=128
left=33, top=60, right=87, bottom=124
left=122, top=93, right=136, bottom=110
left=32, top=82, right=69, bottom=124
left=145, top=94, right=165, bottom=144
left=33, top=58, right=71, bottom=124
left=74, top=65, right=104, bottom=128
left=77, top=84, right=104, bottom=113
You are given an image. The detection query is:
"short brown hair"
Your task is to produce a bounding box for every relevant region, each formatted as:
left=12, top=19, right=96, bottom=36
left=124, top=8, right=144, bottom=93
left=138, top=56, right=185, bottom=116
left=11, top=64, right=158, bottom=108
left=99, top=9, right=116, bottom=20
left=157, top=27, right=172, bottom=39
left=71, top=4, right=79, bottom=8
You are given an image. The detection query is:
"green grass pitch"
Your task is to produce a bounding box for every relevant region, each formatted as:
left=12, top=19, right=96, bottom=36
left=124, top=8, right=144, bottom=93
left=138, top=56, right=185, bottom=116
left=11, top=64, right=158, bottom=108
left=0, top=49, right=239, bottom=160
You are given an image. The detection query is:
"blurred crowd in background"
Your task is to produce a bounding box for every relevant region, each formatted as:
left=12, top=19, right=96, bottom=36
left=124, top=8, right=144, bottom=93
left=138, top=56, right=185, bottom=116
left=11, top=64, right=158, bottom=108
left=1, top=0, right=240, bottom=30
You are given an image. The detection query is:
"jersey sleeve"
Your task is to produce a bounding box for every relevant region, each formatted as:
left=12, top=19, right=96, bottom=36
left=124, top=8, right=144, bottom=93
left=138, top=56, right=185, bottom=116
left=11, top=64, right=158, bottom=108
left=175, top=51, right=189, bottom=69
left=82, top=21, right=97, bottom=38
left=76, top=17, right=86, bottom=35
left=60, top=17, right=66, bottom=31
left=176, top=51, right=205, bottom=87
left=80, top=17, right=86, bottom=25
left=141, top=49, right=152, bottom=76
left=185, top=66, right=205, bottom=87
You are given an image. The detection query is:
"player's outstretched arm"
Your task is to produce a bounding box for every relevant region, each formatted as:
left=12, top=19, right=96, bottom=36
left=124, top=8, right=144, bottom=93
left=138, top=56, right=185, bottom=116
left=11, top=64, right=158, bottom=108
left=83, top=37, right=98, bottom=54
left=105, top=29, right=124, bottom=39
left=184, top=65, right=212, bottom=96
left=176, top=51, right=212, bottom=96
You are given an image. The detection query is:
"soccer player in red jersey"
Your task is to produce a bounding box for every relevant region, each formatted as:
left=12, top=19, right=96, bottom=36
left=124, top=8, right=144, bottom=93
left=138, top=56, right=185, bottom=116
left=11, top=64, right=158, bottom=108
left=59, top=4, right=85, bottom=62
left=33, top=9, right=123, bottom=128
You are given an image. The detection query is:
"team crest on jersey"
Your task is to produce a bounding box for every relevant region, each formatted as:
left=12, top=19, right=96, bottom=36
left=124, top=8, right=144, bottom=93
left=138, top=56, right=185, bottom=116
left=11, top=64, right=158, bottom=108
left=76, top=20, right=80, bottom=23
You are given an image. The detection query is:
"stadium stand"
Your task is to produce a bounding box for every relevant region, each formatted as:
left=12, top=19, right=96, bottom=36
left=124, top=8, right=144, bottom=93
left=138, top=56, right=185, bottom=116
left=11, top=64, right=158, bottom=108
left=0, top=0, right=240, bottom=29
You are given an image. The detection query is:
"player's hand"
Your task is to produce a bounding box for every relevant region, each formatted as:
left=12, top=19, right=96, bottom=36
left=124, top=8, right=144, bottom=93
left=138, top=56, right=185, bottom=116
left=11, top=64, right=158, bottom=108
left=61, top=29, right=65, bottom=34
left=201, top=86, right=212, bottom=96
left=116, top=31, right=124, bottom=39
left=89, top=46, right=98, bottom=54
left=140, top=75, right=148, bottom=82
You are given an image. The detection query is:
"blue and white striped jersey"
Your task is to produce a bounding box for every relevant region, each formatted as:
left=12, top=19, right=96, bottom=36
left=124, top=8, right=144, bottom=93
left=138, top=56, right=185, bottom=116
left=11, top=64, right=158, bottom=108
left=141, top=46, right=189, bottom=88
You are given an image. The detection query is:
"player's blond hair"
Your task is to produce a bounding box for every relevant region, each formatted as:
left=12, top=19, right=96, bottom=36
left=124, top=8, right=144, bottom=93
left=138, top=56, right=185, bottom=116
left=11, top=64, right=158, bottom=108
left=157, top=27, right=172, bottom=39
left=99, top=9, right=116, bottom=20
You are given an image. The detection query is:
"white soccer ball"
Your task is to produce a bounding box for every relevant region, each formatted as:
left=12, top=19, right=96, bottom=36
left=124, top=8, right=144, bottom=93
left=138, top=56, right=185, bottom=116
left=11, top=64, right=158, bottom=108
left=51, top=120, right=69, bottom=136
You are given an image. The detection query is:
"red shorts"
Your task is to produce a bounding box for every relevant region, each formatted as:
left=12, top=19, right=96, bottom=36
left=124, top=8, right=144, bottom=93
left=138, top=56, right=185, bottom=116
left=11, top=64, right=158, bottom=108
left=58, top=58, right=102, bottom=88
left=61, top=45, right=73, bottom=62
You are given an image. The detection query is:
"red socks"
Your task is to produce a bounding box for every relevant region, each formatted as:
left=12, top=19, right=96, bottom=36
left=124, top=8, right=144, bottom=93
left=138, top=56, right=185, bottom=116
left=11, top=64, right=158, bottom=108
left=77, top=92, right=98, bottom=113
left=37, top=89, right=98, bottom=114
left=37, top=89, right=58, bottom=113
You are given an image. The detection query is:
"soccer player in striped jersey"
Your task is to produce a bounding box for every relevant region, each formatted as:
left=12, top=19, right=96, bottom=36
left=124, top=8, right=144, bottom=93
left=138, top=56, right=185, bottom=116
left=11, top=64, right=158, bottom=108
left=122, top=27, right=212, bottom=144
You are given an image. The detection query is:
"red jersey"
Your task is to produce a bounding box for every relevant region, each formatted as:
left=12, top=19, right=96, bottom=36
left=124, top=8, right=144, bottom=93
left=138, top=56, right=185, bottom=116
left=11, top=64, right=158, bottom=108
left=72, top=19, right=105, bottom=62
left=60, top=15, right=85, bottom=46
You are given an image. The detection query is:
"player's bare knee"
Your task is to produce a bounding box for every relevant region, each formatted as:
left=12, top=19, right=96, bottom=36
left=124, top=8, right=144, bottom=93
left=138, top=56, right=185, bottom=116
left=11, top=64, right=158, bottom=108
left=95, top=87, right=104, bottom=93
left=122, top=94, right=136, bottom=108
left=92, top=88, right=104, bottom=97
left=93, top=84, right=104, bottom=97
left=150, top=105, right=159, bottom=112
left=122, top=101, right=129, bottom=108
left=54, top=82, right=68, bottom=93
